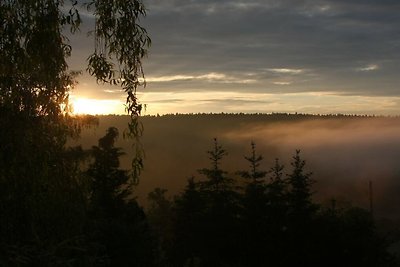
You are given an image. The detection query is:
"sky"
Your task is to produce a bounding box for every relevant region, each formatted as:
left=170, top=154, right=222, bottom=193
left=68, top=0, right=400, bottom=115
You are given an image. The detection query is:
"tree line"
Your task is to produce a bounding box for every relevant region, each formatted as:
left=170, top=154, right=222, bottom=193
left=0, top=124, right=398, bottom=266
left=147, top=139, right=397, bottom=267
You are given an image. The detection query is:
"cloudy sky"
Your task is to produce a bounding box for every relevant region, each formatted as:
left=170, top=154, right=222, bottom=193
left=69, top=0, right=400, bottom=115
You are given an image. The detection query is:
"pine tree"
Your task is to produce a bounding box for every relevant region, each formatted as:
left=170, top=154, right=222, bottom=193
left=286, top=150, right=315, bottom=218
left=268, top=158, right=287, bottom=208
left=196, top=139, right=241, bottom=266
left=147, top=187, right=175, bottom=265
left=237, top=141, right=267, bottom=184
left=86, top=127, right=155, bottom=266
left=264, top=158, right=289, bottom=266
left=87, top=127, right=131, bottom=215
left=198, top=138, right=232, bottom=192
left=284, top=150, right=317, bottom=266
left=173, top=177, right=206, bottom=266
left=237, top=142, right=269, bottom=266
left=238, top=143, right=268, bottom=213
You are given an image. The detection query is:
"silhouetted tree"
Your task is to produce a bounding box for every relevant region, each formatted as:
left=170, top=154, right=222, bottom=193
left=0, top=116, right=93, bottom=265
left=313, top=205, right=396, bottom=267
left=147, top=188, right=175, bottom=265
left=237, top=141, right=267, bottom=184
left=338, top=207, right=395, bottom=266
left=1, top=0, right=149, bottom=119
left=173, top=177, right=208, bottom=266
left=198, top=138, right=233, bottom=193
left=286, top=150, right=316, bottom=220
left=0, top=6, right=84, bottom=262
left=264, top=158, right=288, bottom=266
left=195, top=139, right=241, bottom=266
left=1, top=0, right=150, bottom=264
left=237, top=142, right=269, bottom=266
left=142, top=141, right=397, bottom=267
left=87, top=127, right=130, bottom=214
left=284, top=150, right=318, bottom=265
left=86, top=127, right=155, bottom=266
left=266, top=158, right=288, bottom=223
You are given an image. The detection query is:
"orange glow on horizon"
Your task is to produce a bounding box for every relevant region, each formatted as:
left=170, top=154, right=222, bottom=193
left=71, top=97, right=125, bottom=115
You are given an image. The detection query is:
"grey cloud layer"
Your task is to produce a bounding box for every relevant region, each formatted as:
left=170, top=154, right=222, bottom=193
left=141, top=0, right=400, bottom=96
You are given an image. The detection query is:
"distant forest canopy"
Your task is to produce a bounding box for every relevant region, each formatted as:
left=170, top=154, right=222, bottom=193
left=86, top=111, right=395, bottom=118
left=134, top=111, right=393, bottom=118
left=73, top=113, right=400, bottom=221
left=159, top=112, right=389, bottom=116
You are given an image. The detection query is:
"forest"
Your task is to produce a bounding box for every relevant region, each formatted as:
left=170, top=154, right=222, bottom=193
left=83, top=114, right=400, bottom=219
left=1, top=0, right=400, bottom=266
left=88, top=114, right=400, bottom=266
left=3, top=117, right=400, bottom=266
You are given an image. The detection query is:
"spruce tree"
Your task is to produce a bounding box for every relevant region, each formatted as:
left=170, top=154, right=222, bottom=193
left=237, top=142, right=267, bottom=184
left=237, top=142, right=269, bottom=266
left=86, top=127, right=155, bottom=267
left=286, top=150, right=315, bottom=219
left=267, top=158, right=287, bottom=211
left=198, top=138, right=233, bottom=193
left=196, top=139, right=240, bottom=266
left=264, top=158, right=288, bottom=266
left=173, top=177, right=206, bottom=266
left=285, top=150, right=317, bottom=266
left=87, top=127, right=130, bottom=214
left=147, top=187, right=175, bottom=265
left=237, top=142, right=268, bottom=222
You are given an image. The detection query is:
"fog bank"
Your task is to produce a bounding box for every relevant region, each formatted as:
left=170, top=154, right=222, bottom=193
left=76, top=114, right=400, bottom=219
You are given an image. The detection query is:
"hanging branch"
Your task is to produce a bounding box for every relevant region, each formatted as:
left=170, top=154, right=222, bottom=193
left=85, top=0, right=151, bottom=183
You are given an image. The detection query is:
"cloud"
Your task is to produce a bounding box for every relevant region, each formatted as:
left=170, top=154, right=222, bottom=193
left=273, top=81, right=292, bottom=85
left=146, top=72, right=257, bottom=84
left=146, top=75, right=195, bottom=82
left=140, top=0, right=398, bottom=97
left=68, top=0, right=400, bottom=113
left=136, top=91, right=400, bottom=116
left=148, top=1, right=398, bottom=82
left=103, top=89, right=120, bottom=94
left=267, top=68, right=305, bottom=75
left=357, top=64, right=379, bottom=72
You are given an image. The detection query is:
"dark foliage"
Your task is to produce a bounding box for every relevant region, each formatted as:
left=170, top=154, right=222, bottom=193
left=85, top=127, right=156, bottom=267
left=1, top=0, right=150, bottom=265
left=149, top=141, right=397, bottom=267
left=0, top=1, right=398, bottom=263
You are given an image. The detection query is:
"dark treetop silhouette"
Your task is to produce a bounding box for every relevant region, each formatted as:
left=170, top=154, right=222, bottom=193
left=0, top=0, right=149, bottom=265
left=147, top=139, right=397, bottom=267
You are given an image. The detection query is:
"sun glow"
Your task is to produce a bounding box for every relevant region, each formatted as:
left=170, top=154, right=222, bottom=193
left=71, top=97, right=125, bottom=115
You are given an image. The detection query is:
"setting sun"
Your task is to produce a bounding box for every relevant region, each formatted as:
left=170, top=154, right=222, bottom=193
left=71, top=98, right=125, bottom=115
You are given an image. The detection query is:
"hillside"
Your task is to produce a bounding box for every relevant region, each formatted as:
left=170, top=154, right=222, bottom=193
left=73, top=113, right=400, bottom=220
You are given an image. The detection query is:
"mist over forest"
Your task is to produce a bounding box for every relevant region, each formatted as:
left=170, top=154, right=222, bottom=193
left=5, top=0, right=400, bottom=264
left=74, top=113, right=400, bottom=220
